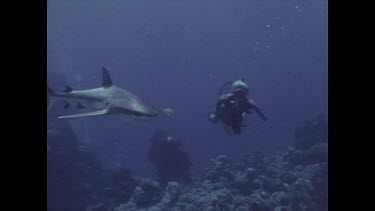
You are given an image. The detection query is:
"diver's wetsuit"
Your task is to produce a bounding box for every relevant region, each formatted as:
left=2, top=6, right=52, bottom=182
left=212, top=93, right=267, bottom=134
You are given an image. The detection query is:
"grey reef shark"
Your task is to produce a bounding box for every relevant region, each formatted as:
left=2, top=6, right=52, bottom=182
left=47, top=67, right=174, bottom=122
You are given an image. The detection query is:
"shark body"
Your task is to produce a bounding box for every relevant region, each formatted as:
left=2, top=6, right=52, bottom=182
left=47, top=67, right=174, bottom=121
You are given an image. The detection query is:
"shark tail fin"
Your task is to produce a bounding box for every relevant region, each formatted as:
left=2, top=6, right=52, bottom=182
left=161, top=108, right=175, bottom=117
left=47, top=85, right=56, bottom=112
left=47, top=85, right=55, bottom=95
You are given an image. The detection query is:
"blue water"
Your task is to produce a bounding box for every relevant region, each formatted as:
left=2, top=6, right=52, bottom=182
left=48, top=0, right=327, bottom=184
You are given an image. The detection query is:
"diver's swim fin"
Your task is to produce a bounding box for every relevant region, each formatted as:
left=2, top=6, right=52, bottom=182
left=58, top=108, right=109, bottom=119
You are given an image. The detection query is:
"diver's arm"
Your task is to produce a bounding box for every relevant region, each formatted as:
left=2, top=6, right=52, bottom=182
left=208, top=98, right=225, bottom=123
left=248, top=99, right=267, bottom=121
left=212, top=94, right=232, bottom=121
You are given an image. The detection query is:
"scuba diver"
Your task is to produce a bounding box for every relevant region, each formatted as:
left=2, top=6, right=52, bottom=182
left=208, top=79, right=267, bottom=134
left=148, top=129, right=192, bottom=185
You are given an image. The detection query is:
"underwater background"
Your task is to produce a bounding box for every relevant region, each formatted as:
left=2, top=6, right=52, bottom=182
left=47, top=0, right=328, bottom=210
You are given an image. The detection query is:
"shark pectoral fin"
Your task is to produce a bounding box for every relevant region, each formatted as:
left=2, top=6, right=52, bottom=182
left=58, top=108, right=109, bottom=119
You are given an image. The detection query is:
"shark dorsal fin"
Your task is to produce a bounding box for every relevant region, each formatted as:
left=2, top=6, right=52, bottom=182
left=64, top=85, right=73, bottom=93
left=102, top=66, right=113, bottom=88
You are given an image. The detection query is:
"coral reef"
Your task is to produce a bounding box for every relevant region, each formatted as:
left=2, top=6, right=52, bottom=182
left=111, top=117, right=328, bottom=210
left=113, top=145, right=328, bottom=211
left=48, top=108, right=327, bottom=211
left=95, top=168, right=138, bottom=211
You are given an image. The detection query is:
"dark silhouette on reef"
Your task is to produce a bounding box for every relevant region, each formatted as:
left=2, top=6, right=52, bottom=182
left=294, top=114, right=328, bottom=150
left=148, top=129, right=192, bottom=186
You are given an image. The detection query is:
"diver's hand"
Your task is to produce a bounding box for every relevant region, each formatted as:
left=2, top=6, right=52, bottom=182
left=208, top=113, right=219, bottom=124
